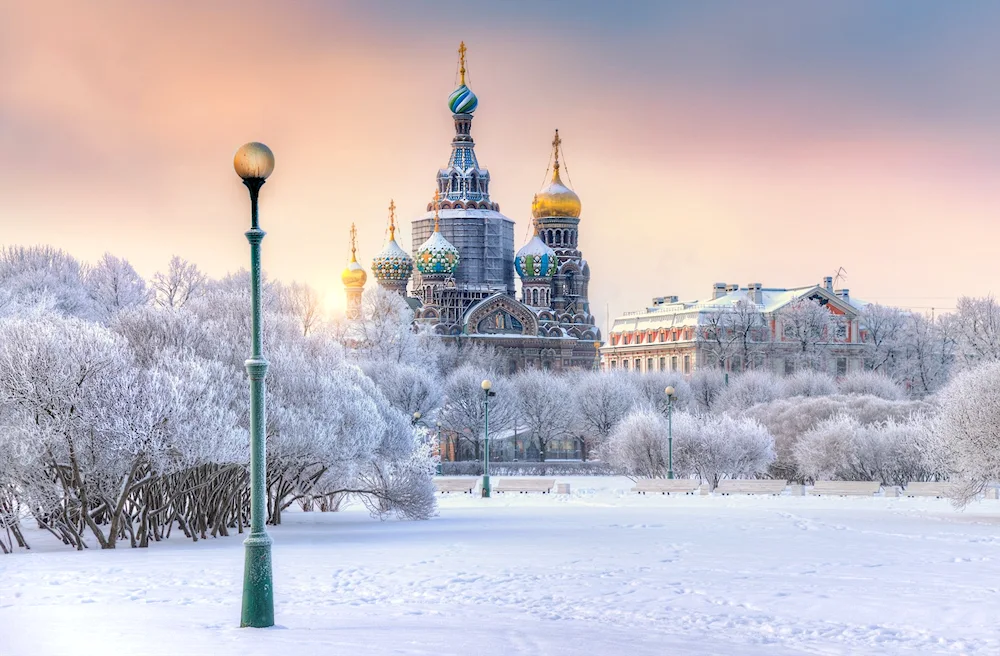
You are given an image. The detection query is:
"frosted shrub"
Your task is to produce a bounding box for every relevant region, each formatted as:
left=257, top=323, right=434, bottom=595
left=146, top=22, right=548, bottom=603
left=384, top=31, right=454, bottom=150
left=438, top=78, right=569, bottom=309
left=714, top=370, right=785, bottom=413
left=681, top=414, right=776, bottom=489
left=633, top=371, right=692, bottom=414
left=574, top=371, right=637, bottom=459
left=837, top=370, right=905, bottom=400
left=604, top=409, right=675, bottom=478
left=784, top=370, right=836, bottom=398
left=934, top=362, right=1000, bottom=503
left=689, top=369, right=726, bottom=413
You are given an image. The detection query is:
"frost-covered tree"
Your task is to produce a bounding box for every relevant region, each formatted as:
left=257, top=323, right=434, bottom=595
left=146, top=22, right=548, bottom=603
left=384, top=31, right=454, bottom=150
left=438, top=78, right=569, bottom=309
left=701, top=299, right=771, bottom=372
left=604, top=409, right=676, bottom=479
left=633, top=371, right=692, bottom=414
left=779, top=298, right=833, bottom=371
left=279, top=281, right=322, bottom=337
left=350, top=286, right=422, bottom=365
left=898, top=312, right=954, bottom=396
left=151, top=256, right=207, bottom=309
left=713, top=370, right=785, bottom=413
left=0, top=245, right=96, bottom=319
left=934, top=362, right=1000, bottom=504
left=438, top=366, right=516, bottom=460
left=837, top=370, right=904, bottom=400
left=679, top=414, right=776, bottom=489
left=860, top=303, right=907, bottom=375
left=689, top=368, right=727, bottom=413
left=784, top=370, right=837, bottom=398
left=951, top=296, right=1000, bottom=370
left=512, top=371, right=576, bottom=461
left=573, top=371, right=637, bottom=460
left=361, top=360, right=443, bottom=423
left=85, top=253, right=151, bottom=322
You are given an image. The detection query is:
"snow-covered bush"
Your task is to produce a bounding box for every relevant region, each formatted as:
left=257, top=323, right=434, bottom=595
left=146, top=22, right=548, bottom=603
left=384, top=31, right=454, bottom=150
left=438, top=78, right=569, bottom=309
left=837, top=370, right=905, bottom=400
left=513, top=371, right=576, bottom=462
left=689, top=369, right=726, bottom=413
left=573, top=371, right=637, bottom=459
left=713, top=370, right=785, bottom=413
left=603, top=409, right=676, bottom=479
left=934, top=362, right=1000, bottom=503
left=784, top=370, right=836, bottom=398
left=679, top=414, right=776, bottom=489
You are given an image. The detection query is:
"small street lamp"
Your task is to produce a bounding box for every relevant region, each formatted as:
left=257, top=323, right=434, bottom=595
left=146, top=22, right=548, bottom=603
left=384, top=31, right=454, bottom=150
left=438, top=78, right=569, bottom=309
left=412, top=411, right=422, bottom=425
left=481, top=379, right=496, bottom=497
left=234, top=141, right=275, bottom=629
left=664, top=385, right=676, bottom=480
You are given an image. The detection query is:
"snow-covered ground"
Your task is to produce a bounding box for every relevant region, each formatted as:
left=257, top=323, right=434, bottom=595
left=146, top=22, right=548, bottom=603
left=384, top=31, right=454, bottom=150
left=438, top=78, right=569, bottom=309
left=2, top=477, right=999, bottom=656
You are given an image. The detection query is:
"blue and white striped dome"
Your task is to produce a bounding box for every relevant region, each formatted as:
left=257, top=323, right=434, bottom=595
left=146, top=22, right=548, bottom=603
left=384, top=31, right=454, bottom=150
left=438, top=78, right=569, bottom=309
left=515, top=234, right=558, bottom=279
left=448, top=84, right=478, bottom=114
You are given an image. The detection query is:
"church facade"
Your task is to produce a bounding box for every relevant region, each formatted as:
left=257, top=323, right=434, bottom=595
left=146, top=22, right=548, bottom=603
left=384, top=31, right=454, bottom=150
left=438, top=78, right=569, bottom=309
left=343, top=43, right=601, bottom=372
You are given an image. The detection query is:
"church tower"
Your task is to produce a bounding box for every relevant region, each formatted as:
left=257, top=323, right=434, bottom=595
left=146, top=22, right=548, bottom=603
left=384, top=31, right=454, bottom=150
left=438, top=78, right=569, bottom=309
left=341, top=223, right=366, bottom=320
left=532, top=130, right=592, bottom=321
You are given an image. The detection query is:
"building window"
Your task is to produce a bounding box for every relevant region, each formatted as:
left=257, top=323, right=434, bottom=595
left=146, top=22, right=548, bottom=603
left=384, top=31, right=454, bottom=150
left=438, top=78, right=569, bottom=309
left=609, top=360, right=617, bottom=369
left=622, top=360, right=628, bottom=370
left=837, top=357, right=848, bottom=376
left=835, top=323, right=848, bottom=340
left=635, top=358, right=642, bottom=371
left=647, top=358, right=654, bottom=371
left=659, top=357, right=666, bottom=371
left=671, top=356, right=678, bottom=371
left=784, top=359, right=795, bottom=375
left=683, top=355, right=691, bottom=374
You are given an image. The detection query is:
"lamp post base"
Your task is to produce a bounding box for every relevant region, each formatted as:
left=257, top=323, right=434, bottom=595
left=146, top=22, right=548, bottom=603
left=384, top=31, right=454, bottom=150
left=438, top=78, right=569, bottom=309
left=240, top=531, right=274, bottom=628
left=482, top=474, right=491, bottom=498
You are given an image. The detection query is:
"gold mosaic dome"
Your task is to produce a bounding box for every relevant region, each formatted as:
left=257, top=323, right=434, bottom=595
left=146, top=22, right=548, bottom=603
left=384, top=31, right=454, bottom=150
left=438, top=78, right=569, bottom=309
left=531, top=163, right=581, bottom=219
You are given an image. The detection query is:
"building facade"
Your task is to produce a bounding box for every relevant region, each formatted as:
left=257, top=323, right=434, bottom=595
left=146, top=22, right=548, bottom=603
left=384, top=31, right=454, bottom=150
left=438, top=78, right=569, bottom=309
left=601, top=278, right=866, bottom=376
left=351, top=43, right=601, bottom=372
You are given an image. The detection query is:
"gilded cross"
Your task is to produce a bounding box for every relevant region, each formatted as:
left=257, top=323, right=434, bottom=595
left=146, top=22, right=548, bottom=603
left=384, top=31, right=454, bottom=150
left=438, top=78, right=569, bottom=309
left=350, top=222, right=357, bottom=258
left=388, top=199, right=396, bottom=239
left=552, top=129, right=562, bottom=167
left=458, top=41, right=467, bottom=84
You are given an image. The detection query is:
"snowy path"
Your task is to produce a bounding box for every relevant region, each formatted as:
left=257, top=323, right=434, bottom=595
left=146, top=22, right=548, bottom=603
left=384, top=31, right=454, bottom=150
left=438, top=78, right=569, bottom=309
left=2, top=487, right=999, bottom=655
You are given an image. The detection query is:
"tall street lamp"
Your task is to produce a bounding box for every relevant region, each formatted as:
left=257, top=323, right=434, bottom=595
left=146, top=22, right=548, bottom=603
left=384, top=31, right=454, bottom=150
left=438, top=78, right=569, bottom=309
left=436, top=421, right=443, bottom=476
left=481, top=379, right=496, bottom=498
left=234, top=142, right=275, bottom=629
left=664, top=386, right=676, bottom=480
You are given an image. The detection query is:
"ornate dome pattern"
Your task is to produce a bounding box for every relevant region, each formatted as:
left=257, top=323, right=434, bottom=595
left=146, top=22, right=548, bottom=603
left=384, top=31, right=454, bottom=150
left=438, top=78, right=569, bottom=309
left=448, top=84, right=478, bottom=114
left=416, top=230, right=459, bottom=274
left=515, top=234, right=558, bottom=278
left=372, top=238, right=413, bottom=282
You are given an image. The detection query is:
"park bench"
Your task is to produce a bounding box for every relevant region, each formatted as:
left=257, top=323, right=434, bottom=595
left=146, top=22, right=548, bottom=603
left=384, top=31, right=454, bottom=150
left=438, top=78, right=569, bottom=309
left=808, top=481, right=881, bottom=497
left=631, top=479, right=701, bottom=495
left=434, top=478, right=477, bottom=494
left=903, top=482, right=957, bottom=498
left=494, top=478, right=556, bottom=494
left=715, top=479, right=787, bottom=496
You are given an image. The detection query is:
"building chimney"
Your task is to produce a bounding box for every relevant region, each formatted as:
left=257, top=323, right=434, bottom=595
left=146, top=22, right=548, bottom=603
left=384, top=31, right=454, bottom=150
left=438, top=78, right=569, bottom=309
left=725, top=283, right=740, bottom=293
left=835, top=289, right=850, bottom=302
left=712, top=282, right=726, bottom=299
left=652, top=296, right=664, bottom=306
left=823, top=276, right=833, bottom=291
left=667, top=295, right=679, bottom=303
left=749, top=282, right=763, bottom=305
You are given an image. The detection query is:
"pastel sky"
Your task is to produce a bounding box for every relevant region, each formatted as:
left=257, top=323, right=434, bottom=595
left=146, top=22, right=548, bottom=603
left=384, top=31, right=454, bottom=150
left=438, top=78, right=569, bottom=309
left=2, top=1, right=1000, bottom=331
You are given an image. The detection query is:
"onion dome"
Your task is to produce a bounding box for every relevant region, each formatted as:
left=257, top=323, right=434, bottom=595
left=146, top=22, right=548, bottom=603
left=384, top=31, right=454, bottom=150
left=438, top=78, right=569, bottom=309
left=516, top=225, right=558, bottom=278
left=416, top=191, right=459, bottom=275
left=448, top=41, right=478, bottom=114
left=341, top=223, right=367, bottom=288
left=372, top=200, right=414, bottom=282
left=531, top=129, right=582, bottom=220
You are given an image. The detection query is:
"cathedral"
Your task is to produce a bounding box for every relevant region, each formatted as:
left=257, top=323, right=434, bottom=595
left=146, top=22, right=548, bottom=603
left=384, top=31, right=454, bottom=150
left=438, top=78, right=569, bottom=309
left=342, top=43, right=601, bottom=372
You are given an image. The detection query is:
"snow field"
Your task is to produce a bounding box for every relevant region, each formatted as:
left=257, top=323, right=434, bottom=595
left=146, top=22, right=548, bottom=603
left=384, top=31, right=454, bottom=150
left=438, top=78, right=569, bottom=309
left=2, top=478, right=998, bottom=656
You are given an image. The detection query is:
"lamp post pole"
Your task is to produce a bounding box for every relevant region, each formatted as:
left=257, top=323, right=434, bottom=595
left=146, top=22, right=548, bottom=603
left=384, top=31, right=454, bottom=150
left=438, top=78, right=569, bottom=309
left=234, top=142, right=276, bottom=629
left=436, top=421, right=443, bottom=476
left=481, top=379, right=495, bottom=497
left=665, top=386, right=676, bottom=480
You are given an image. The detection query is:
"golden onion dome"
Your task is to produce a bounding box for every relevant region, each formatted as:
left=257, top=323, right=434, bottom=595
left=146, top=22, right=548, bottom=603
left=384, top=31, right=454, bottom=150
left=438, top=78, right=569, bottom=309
left=341, top=222, right=367, bottom=288
left=532, top=163, right=581, bottom=219
left=341, top=255, right=367, bottom=288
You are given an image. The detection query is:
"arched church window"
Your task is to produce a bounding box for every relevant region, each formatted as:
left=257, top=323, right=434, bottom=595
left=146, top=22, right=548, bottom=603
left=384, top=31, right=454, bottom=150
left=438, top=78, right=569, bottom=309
left=531, top=289, right=539, bottom=306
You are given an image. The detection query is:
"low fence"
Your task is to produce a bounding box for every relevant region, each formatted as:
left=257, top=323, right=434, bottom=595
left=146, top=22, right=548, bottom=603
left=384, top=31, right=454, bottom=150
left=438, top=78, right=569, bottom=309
left=441, top=461, right=620, bottom=477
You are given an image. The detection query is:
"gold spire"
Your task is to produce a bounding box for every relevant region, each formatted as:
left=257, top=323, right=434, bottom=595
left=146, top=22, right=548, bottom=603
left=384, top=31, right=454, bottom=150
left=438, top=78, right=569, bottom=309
left=350, top=222, right=358, bottom=261
left=551, top=129, right=562, bottom=173
left=388, top=200, right=396, bottom=241
left=458, top=41, right=467, bottom=86
left=532, top=196, right=540, bottom=235
left=433, top=188, right=441, bottom=232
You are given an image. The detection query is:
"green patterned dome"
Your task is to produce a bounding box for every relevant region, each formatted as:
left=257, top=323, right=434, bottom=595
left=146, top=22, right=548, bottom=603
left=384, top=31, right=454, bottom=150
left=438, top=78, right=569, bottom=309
left=372, top=237, right=413, bottom=282
left=515, top=234, right=558, bottom=278
left=416, top=229, right=459, bottom=275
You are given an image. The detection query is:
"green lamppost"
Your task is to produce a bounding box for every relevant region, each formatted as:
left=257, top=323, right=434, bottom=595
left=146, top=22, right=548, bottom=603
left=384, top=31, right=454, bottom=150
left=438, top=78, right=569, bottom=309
left=664, top=385, right=676, bottom=480
left=234, top=142, right=275, bottom=629
left=436, top=421, right=443, bottom=476
left=481, top=379, right=496, bottom=497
